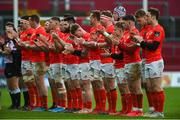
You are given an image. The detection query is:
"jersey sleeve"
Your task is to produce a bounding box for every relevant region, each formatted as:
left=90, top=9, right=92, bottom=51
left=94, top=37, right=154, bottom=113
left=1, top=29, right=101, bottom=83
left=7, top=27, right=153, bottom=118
left=153, top=28, right=164, bottom=42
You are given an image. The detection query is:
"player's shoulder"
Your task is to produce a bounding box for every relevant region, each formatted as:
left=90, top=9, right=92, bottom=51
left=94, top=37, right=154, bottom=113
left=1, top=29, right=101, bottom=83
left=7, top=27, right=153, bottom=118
left=154, top=24, right=164, bottom=32
left=27, top=28, right=35, bottom=34
left=153, top=24, right=165, bottom=37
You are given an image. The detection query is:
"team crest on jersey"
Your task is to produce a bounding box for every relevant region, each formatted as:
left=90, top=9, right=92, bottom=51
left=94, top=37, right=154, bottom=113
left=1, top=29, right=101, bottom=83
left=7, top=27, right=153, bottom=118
left=154, top=31, right=160, bottom=37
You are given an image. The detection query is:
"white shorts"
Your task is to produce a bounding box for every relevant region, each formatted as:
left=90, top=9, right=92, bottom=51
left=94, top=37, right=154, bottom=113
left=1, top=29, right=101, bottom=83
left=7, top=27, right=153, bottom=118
left=145, top=59, right=164, bottom=79
left=21, top=61, right=32, bottom=75
left=50, top=63, right=62, bottom=82
left=46, top=66, right=52, bottom=79
left=61, top=64, right=67, bottom=81
left=64, top=64, right=79, bottom=80
left=124, top=61, right=142, bottom=81
left=79, top=63, right=92, bottom=80
left=89, top=60, right=102, bottom=81
left=100, top=63, right=115, bottom=79
left=32, top=62, right=46, bottom=76
left=115, top=68, right=127, bottom=84
left=141, top=59, right=146, bottom=82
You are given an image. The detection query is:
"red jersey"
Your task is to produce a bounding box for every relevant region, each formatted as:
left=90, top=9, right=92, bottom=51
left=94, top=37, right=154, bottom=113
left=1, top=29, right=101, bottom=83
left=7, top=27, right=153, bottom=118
left=79, top=33, right=90, bottom=63
left=90, top=24, right=105, bottom=33
left=140, top=25, right=152, bottom=59
left=140, top=25, right=152, bottom=38
left=63, top=33, right=79, bottom=64
left=119, top=27, right=141, bottom=64
left=20, top=28, right=34, bottom=61
left=88, top=46, right=101, bottom=61
left=48, top=29, right=64, bottom=64
left=30, top=25, right=47, bottom=62
left=99, top=39, right=113, bottom=64
left=143, top=24, right=165, bottom=63
left=44, top=33, right=51, bottom=66
left=113, top=45, right=124, bottom=69
left=106, top=24, right=114, bottom=34
left=99, top=24, right=114, bottom=64
left=89, top=24, right=104, bottom=61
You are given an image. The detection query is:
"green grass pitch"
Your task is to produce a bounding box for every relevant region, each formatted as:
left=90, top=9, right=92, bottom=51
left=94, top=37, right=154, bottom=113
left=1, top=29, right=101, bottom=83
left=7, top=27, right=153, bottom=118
left=0, top=87, right=180, bottom=119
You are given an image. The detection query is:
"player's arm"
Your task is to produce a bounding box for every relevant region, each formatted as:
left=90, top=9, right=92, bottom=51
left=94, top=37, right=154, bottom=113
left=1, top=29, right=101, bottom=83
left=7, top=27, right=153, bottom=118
left=52, top=32, right=66, bottom=47
left=81, top=40, right=98, bottom=49
left=33, top=40, right=48, bottom=52
left=118, top=40, right=139, bottom=54
left=97, top=42, right=108, bottom=48
left=0, top=47, right=11, bottom=55
left=63, top=44, right=88, bottom=57
left=38, top=34, right=50, bottom=48
left=140, top=41, right=160, bottom=51
left=110, top=52, right=123, bottom=60
left=99, top=31, right=120, bottom=45
left=133, top=32, right=161, bottom=51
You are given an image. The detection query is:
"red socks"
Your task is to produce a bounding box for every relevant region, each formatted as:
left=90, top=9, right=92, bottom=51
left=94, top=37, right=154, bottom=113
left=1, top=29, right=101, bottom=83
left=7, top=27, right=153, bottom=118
left=67, top=90, right=73, bottom=109
left=121, top=94, right=127, bottom=113
left=110, top=89, right=117, bottom=113
left=99, top=89, right=106, bottom=112
left=34, top=86, right=42, bottom=107
left=146, top=91, right=153, bottom=108
left=153, top=91, right=165, bottom=113
left=58, top=99, right=66, bottom=107
left=76, top=88, right=83, bottom=109
left=107, top=92, right=112, bottom=112
left=85, top=101, right=92, bottom=109
left=132, top=94, right=138, bottom=109
left=137, top=94, right=143, bottom=110
left=93, top=89, right=100, bottom=111
left=40, top=96, right=48, bottom=110
left=132, top=94, right=143, bottom=111
left=27, top=84, right=36, bottom=108
left=120, top=93, right=132, bottom=113
left=126, top=93, right=133, bottom=113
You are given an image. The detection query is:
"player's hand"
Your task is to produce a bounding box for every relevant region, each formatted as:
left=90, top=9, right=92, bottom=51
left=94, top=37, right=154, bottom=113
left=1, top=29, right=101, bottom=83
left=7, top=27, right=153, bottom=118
left=38, top=34, right=47, bottom=40
left=96, top=29, right=105, bottom=34
left=133, top=35, right=143, bottom=43
left=6, top=31, right=14, bottom=39
left=62, top=44, right=73, bottom=54
left=49, top=44, right=55, bottom=49
left=4, top=46, right=11, bottom=54
left=74, top=38, right=85, bottom=44
left=51, top=32, right=59, bottom=39
left=0, top=36, right=5, bottom=45
left=100, top=53, right=111, bottom=58
left=12, top=30, right=19, bottom=39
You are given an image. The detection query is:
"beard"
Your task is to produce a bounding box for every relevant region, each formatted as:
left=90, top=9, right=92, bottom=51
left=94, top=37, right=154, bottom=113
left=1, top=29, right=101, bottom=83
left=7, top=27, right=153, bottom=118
left=62, top=27, right=70, bottom=33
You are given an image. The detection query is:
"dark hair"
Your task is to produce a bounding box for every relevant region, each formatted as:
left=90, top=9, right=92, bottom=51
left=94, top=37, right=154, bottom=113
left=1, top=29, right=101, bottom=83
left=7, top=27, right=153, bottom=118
left=63, top=14, right=75, bottom=23
left=148, top=8, right=160, bottom=20
left=5, top=22, right=17, bottom=32
left=101, top=10, right=112, bottom=18
left=70, top=23, right=80, bottom=35
left=91, top=10, right=101, bottom=21
left=115, top=21, right=127, bottom=31
left=135, top=9, right=146, bottom=18
left=29, top=14, right=40, bottom=23
left=20, top=15, right=29, bottom=20
left=122, top=14, right=136, bottom=22
left=51, top=16, right=60, bottom=22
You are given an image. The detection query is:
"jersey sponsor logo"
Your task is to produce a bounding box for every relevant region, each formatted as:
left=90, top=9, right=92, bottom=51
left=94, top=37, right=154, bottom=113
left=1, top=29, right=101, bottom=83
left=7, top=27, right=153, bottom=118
left=154, top=31, right=160, bottom=37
